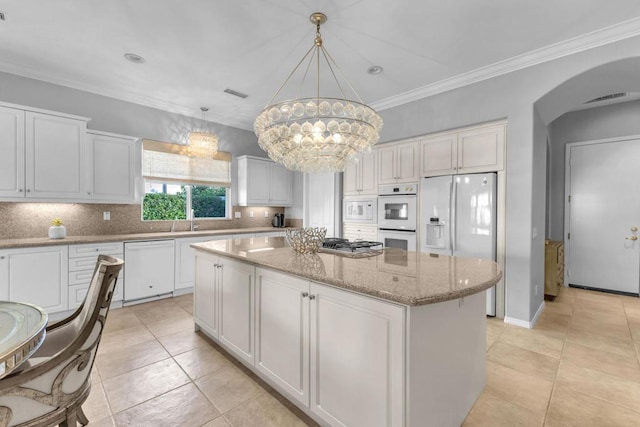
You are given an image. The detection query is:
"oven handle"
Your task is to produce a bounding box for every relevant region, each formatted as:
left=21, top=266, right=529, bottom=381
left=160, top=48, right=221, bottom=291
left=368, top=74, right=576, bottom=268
left=378, top=228, right=416, bottom=232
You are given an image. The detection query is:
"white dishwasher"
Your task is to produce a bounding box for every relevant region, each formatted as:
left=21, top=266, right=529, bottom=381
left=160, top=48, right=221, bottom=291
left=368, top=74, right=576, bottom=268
left=124, top=240, right=175, bottom=304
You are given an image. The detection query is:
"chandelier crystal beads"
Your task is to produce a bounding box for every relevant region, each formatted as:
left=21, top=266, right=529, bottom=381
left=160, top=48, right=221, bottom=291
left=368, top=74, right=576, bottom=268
left=254, top=12, right=383, bottom=173
left=188, top=107, right=219, bottom=158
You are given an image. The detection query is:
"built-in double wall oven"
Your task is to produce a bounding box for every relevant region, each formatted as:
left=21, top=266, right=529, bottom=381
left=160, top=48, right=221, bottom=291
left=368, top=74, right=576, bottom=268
left=377, top=183, right=418, bottom=252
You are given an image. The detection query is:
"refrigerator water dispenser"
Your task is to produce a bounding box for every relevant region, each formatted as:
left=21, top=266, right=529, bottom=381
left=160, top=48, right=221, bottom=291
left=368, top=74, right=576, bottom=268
left=425, top=221, right=446, bottom=249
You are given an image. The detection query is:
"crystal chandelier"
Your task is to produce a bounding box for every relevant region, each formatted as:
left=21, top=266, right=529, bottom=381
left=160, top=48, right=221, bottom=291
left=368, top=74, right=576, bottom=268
left=254, top=12, right=383, bottom=173
left=188, top=107, right=219, bottom=158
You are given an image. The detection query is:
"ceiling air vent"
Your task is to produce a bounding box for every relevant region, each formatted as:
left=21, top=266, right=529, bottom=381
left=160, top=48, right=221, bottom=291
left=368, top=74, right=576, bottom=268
left=224, top=88, right=248, bottom=99
left=585, top=93, right=627, bottom=104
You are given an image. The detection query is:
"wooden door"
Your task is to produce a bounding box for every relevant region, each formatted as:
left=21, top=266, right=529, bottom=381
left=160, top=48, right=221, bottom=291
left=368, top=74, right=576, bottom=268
left=254, top=268, right=310, bottom=406
left=309, top=282, right=405, bottom=427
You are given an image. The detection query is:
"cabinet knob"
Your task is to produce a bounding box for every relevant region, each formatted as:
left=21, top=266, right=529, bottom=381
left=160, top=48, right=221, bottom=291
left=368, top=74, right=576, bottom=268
left=18, top=189, right=23, bottom=192
left=87, top=192, right=91, bottom=195
left=26, top=189, right=31, bottom=193
left=309, top=295, right=316, bottom=300
left=0, top=256, right=5, bottom=260
left=302, top=292, right=309, bottom=298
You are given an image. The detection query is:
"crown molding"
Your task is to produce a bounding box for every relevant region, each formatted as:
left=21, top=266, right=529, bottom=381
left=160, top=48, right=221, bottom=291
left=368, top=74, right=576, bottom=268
left=0, top=61, right=255, bottom=131
left=371, top=16, right=640, bottom=112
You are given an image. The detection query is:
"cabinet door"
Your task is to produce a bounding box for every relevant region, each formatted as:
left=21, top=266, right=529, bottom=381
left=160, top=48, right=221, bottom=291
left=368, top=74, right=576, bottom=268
left=269, top=163, right=293, bottom=206
left=175, top=236, right=227, bottom=290
left=377, top=145, right=397, bottom=184
left=0, top=251, right=8, bottom=300
left=25, top=112, right=87, bottom=199
left=309, top=282, right=404, bottom=427
left=420, top=134, right=457, bottom=177
left=0, top=106, right=25, bottom=198
left=8, top=246, right=68, bottom=314
left=359, top=150, right=378, bottom=195
left=457, top=124, right=505, bottom=173
left=194, top=252, right=219, bottom=338
left=255, top=268, right=310, bottom=406
left=219, top=257, right=255, bottom=364
left=397, top=141, right=419, bottom=182
left=304, top=172, right=336, bottom=236
left=343, top=161, right=359, bottom=195
left=246, top=159, right=271, bottom=205
left=87, top=132, right=136, bottom=202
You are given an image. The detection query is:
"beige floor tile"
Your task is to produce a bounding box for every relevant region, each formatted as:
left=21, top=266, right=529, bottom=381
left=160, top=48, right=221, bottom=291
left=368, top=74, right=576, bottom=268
left=547, top=383, right=640, bottom=426
left=630, top=320, right=640, bottom=342
left=87, top=416, right=116, bottom=427
left=223, top=391, right=312, bottom=427
left=484, top=361, right=553, bottom=414
left=556, top=361, right=640, bottom=412
left=97, top=339, right=170, bottom=380
left=196, top=365, right=266, bottom=413
left=561, top=341, right=640, bottom=383
left=98, top=325, right=156, bottom=356
left=487, top=342, right=559, bottom=382
left=543, top=417, right=571, bottom=427
left=157, top=329, right=210, bottom=356
left=568, top=314, right=632, bottom=341
left=102, top=358, right=190, bottom=413
left=131, top=299, right=190, bottom=324
left=498, top=326, right=564, bottom=359
left=174, top=345, right=233, bottom=380
left=542, top=301, right=574, bottom=316
left=202, top=416, right=232, bottom=427
left=174, top=294, right=194, bottom=314
left=625, top=305, right=640, bottom=322
left=462, top=392, right=544, bottom=427
left=534, top=312, right=571, bottom=338
left=92, top=366, right=102, bottom=384
left=112, top=383, right=219, bottom=427
left=103, top=308, right=142, bottom=335
left=144, top=315, right=195, bottom=338
left=566, top=328, right=637, bottom=359
left=83, top=381, right=112, bottom=424
left=575, top=289, right=623, bottom=305
left=486, top=318, right=506, bottom=350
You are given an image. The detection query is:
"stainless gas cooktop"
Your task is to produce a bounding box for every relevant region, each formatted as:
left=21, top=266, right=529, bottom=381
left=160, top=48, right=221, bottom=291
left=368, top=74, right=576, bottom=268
left=319, top=238, right=383, bottom=258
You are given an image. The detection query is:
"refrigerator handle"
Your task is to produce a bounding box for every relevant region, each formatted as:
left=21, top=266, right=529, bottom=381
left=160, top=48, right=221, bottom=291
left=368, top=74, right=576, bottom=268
left=451, top=179, right=457, bottom=252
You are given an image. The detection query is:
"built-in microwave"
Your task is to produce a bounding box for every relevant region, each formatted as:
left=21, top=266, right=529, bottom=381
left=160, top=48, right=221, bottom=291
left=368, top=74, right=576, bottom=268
left=343, top=197, right=377, bottom=223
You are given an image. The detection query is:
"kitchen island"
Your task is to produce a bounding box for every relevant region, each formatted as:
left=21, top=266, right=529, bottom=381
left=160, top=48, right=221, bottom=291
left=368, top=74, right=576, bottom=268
left=191, top=237, right=502, bottom=427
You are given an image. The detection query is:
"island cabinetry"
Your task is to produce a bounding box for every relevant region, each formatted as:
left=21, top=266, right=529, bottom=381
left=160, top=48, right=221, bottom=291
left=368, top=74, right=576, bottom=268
left=344, top=150, right=377, bottom=196
left=237, top=155, right=293, bottom=206
left=420, top=122, right=506, bottom=177
left=68, top=242, right=124, bottom=309
left=254, top=267, right=404, bottom=427
left=377, top=140, right=419, bottom=184
left=175, top=235, right=228, bottom=292
left=194, top=252, right=255, bottom=364
left=0, top=245, right=68, bottom=314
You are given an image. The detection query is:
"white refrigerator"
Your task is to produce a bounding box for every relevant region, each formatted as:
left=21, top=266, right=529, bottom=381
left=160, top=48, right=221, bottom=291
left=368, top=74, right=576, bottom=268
left=420, top=173, right=497, bottom=316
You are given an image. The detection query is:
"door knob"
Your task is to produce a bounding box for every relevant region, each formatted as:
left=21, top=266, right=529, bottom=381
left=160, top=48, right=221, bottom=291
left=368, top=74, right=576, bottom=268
left=625, top=236, right=638, bottom=241
left=632, top=226, right=638, bottom=232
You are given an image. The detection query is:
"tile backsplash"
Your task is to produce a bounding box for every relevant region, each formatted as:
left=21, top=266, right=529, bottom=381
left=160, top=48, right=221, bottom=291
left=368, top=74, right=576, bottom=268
left=0, top=202, right=293, bottom=239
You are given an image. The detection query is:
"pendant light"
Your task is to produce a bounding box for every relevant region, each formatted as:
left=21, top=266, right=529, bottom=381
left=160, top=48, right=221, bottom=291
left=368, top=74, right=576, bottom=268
left=188, top=107, right=219, bottom=158
left=254, top=12, right=383, bottom=173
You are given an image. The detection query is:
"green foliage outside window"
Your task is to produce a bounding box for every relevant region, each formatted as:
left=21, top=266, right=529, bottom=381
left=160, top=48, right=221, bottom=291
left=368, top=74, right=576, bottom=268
left=142, top=193, right=187, bottom=220
left=142, top=184, right=227, bottom=220
left=192, top=186, right=226, bottom=218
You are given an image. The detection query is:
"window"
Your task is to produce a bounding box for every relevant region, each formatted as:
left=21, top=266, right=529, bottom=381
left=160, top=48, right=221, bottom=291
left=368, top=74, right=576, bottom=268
left=141, top=139, right=231, bottom=221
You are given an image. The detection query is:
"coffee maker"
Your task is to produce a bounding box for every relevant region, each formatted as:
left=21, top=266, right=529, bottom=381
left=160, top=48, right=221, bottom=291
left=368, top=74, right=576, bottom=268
left=272, top=213, right=285, bottom=228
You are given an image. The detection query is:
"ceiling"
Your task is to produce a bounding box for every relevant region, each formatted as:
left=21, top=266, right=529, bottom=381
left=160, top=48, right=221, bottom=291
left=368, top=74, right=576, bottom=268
left=2, top=0, right=640, bottom=131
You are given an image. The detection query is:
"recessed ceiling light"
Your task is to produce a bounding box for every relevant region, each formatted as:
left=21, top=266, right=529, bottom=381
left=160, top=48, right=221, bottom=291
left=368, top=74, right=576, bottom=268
left=367, top=65, right=383, bottom=75
left=124, top=53, right=145, bottom=64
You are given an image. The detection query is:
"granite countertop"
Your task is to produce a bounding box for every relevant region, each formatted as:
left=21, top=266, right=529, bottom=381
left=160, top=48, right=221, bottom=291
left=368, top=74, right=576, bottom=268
left=191, top=237, right=503, bottom=306
left=0, top=227, right=288, bottom=249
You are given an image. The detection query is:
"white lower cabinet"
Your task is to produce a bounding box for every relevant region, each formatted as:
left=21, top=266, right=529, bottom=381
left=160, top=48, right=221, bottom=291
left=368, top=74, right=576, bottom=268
left=254, top=267, right=405, bottom=427
left=1, top=246, right=68, bottom=314
left=194, top=252, right=255, bottom=364
left=68, top=242, right=124, bottom=309
left=175, top=235, right=228, bottom=291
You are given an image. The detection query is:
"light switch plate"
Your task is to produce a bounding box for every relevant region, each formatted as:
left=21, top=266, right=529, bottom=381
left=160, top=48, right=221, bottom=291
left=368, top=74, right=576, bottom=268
left=264, top=211, right=269, bottom=218
left=234, top=212, right=241, bottom=218
left=103, top=212, right=110, bottom=221
left=250, top=211, right=254, bottom=218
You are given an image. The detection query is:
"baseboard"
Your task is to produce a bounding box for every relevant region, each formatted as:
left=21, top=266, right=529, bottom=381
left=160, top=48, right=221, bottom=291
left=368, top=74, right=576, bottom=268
left=504, top=301, right=545, bottom=329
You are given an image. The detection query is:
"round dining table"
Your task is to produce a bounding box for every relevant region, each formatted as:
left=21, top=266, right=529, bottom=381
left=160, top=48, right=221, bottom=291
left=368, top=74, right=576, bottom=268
left=0, top=302, right=47, bottom=379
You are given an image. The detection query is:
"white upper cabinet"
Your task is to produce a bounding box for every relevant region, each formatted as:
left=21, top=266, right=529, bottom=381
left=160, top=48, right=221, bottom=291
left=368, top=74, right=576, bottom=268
left=344, top=150, right=377, bottom=196
left=237, top=156, right=293, bottom=206
left=0, top=106, right=25, bottom=198
left=86, top=130, right=137, bottom=203
left=26, top=111, right=88, bottom=199
left=377, top=140, right=419, bottom=184
left=0, top=103, right=90, bottom=201
left=420, top=121, right=506, bottom=177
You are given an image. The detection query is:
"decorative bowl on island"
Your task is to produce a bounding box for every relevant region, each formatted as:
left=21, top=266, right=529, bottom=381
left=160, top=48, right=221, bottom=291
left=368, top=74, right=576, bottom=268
left=285, top=227, right=327, bottom=254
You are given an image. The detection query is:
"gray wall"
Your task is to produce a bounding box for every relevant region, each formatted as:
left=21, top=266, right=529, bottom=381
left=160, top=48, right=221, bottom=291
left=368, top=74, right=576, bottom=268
left=547, top=99, right=640, bottom=240
left=379, top=35, right=640, bottom=323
